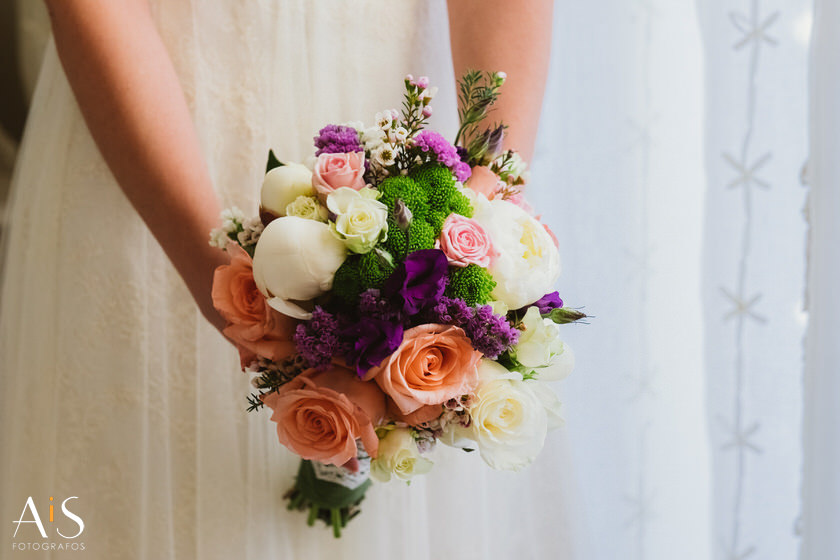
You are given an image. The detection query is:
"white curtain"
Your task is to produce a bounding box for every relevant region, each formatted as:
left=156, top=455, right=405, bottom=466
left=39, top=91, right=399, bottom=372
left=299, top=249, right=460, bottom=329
left=802, top=0, right=840, bottom=557
left=532, top=1, right=810, bottom=558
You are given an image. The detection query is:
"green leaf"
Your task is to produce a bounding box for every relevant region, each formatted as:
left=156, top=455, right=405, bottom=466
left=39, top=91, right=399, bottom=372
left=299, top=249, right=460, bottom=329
left=266, top=149, right=284, bottom=173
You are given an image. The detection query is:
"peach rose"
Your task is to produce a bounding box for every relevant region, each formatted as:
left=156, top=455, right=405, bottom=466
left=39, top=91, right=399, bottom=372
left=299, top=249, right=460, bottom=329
left=364, top=324, right=482, bottom=415
left=312, top=152, right=366, bottom=199
left=211, top=244, right=297, bottom=364
left=262, top=367, right=386, bottom=465
left=436, top=213, right=498, bottom=268
left=465, top=165, right=502, bottom=199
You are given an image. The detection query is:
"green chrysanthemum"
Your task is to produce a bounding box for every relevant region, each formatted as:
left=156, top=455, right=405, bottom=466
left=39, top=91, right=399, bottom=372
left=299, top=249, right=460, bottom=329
left=445, top=264, right=496, bottom=306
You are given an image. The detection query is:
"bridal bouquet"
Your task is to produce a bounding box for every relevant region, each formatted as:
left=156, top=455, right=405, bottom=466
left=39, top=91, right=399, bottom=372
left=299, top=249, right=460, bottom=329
left=210, top=71, right=586, bottom=537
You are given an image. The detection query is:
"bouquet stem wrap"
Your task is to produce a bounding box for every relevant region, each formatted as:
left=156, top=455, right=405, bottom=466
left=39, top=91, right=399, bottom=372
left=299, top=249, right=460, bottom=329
left=285, top=454, right=372, bottom=538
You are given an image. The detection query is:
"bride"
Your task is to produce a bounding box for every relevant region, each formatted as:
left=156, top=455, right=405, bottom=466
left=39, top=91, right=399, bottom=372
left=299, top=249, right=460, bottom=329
left=0, top=0, right=577, bottom=558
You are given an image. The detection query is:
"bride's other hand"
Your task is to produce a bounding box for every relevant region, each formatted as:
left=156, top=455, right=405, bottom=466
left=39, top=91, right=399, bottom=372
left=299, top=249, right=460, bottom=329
left=44, top=0, right=229, bottom=334
left=447, top=0, right=553, bottom=161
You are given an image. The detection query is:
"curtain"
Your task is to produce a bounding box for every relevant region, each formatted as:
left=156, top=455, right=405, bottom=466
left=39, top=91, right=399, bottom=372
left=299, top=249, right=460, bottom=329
left=532, top=1, right=810, bottom=558
left=802, top=0, right=840, bottom=557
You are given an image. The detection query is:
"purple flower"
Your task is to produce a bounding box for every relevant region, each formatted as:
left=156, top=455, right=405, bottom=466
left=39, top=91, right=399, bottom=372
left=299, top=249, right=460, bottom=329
left=453, top=161, right=472, bottom=182
left=527, top=292, right=564, bottom=314
left=383, top=249, right=449, bottom=316
left=342, top=317, right=404, bottom=377
left=426, top=296, right=519, bottom=359
left=314, top=124, right=363, bottom=156
left=358, top=289, right=401, bottom=321
left=412, top=130, right=466, bottom=177
left=465, top=305, right=520, bottom=359
left=428, top=296, right=474, bottom=326
left=294, top=307, right=348, bottom=369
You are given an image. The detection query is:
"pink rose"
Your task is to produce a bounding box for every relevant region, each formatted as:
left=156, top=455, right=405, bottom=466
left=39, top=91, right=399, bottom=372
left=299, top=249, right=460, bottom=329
left=436, top=213, right=498, bottom=268
left=211, top=244, right=297, bottom=365
left=364, top=324, right=482, bottom=415
left=262, top=367, right=387, bottom=465
left=312, top=152, right=366, bottom=198
left=465, top=165, right=502, bottom=199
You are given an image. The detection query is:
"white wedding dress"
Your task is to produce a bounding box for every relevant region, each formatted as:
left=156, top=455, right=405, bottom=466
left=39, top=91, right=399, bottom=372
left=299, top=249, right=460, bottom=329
left=0, top=1, right=581, bottom=558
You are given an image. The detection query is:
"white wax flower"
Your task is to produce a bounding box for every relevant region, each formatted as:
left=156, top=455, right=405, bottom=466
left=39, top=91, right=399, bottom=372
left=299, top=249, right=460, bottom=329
left=260, top=163, right=314, bottom=217
left=370, top=428, right=433, bottom=483
left=251, top=216, right=347, bottom=319
left=473, top=197, right=561, bottom=309
left=326, top=187, right=389, bottom=254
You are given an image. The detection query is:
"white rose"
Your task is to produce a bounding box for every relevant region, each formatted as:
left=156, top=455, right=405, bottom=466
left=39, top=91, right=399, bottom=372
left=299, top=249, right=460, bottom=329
left=453, top=360, right=550, bottom=471
left=514, top=307, right=575, bottom=381
left=370, top=427, right=433, bottom=483
left=260, top=163, right=314, bottom=217
left=285, top=195, right=328, bottom=222
left=473, top=197, right=561, bottom=309
left=326, top=187, right=389, bottom=254
left=251, top=216, right=347, bottom=319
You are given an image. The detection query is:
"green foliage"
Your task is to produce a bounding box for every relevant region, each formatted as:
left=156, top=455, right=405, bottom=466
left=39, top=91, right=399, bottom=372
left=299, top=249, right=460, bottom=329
left=266, top=149, right=284, bottom=173
left=332, top=257, right=363, bottom=303
left=445, top=264, right=496, bottom=306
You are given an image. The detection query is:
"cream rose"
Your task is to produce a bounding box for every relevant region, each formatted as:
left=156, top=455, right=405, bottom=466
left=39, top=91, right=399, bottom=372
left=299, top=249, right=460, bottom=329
left=446, top=360, right=557, bottom=471
left=514, top=307, right=575, bottom=381
left=326, top=187, right=388, bottom=253
left=285, top=195, right=328, bottom=222
left=260, top=163, right=315, bottom=218
left=473, top=197, right=561, bottom=309
left=370, top=427, right=433, bottom=483
left=251, top=216, right=347, bottom=319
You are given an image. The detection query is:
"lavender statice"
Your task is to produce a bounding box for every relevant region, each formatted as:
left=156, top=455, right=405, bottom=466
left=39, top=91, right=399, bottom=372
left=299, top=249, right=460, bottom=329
left=412, top=130, right=472, bottom=182
left=427, top=296, right=519, bottom=359
left=465, top=304, right=520, bottom=359
left=314, top=124, right=364, bottom=156
left=429, top=296, right=474, bottom=326
left=293, top=307, right=348, bottom=369
left=357, top=289, right=401, bottom=322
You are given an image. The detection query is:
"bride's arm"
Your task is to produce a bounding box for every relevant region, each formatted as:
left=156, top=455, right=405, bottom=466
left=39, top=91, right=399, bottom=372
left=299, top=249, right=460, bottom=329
left=447, top=0, right=553, bottom=161
left=44, top=0, right=227, bottom=330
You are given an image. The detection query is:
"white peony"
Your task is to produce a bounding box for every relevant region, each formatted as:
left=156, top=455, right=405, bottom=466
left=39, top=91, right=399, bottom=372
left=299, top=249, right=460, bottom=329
left=285, top=195, right=328, bottom=222
left=370, top=427, right=433, bottom=483
left=251, top=216, right=347, bottom=319
left=260, top=163, right=314, bottom=217
left=514, top=307, right=575, bottom=381
left=326, top=187, right=389, bottom=254
left=472, top=197, right=561, bottom=309
left=444, top=360, right=558, bottom=471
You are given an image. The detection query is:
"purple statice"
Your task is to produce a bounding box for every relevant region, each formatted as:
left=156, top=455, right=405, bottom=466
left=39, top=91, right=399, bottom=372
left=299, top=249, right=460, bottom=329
left=428, top=296, right=474, bottom=326
left=293, top=307, right=347, bottom=369
left=426, top=296, right=519, bottom=359
left=412, top=130, right=471, bottom=180
left=314, top=124, right=363, bottom=156
left=358, top=289, right=401, bottom=321
left=464, top=304, right=520, bottom=359
left=453, top=160, right=472, bottom=182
